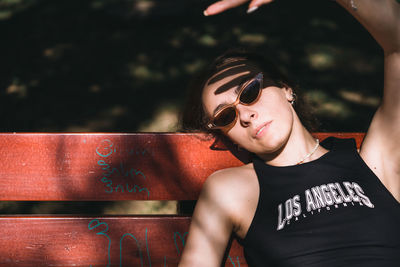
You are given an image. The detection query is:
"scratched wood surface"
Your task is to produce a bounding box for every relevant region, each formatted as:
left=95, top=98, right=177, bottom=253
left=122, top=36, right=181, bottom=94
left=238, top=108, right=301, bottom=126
left=0, top=216, right=244, bottom=267
left=0, top=133, right=366, bottom=266
left=0, top=133, right=365, bottom=201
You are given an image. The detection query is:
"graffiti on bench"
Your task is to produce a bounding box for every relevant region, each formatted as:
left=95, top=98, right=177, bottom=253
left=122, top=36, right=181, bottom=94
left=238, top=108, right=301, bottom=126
left=96, top=139, right=150, bottom=196
left=88, top=219, right=242, bottom=267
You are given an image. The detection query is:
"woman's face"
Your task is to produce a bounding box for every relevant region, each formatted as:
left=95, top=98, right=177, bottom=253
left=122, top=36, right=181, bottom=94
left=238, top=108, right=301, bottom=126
left=202, top=69, right=296, bottom=155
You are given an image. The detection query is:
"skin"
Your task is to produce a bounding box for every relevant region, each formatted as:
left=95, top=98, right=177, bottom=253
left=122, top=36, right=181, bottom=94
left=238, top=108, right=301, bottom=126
left=202, top=69, right=328, bottom=163
left=179, top=1, right=400, bottom=266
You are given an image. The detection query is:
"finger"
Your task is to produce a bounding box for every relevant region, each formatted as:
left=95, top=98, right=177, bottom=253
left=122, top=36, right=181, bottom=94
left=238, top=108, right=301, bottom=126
left=247, top=0, right=275, bottom=12
left=204, top=0, right=249, bottom=16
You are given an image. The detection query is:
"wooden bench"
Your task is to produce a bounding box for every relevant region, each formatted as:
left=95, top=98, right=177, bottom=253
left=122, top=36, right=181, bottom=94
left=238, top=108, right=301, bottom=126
left=0, top=132, right=365, bottom=266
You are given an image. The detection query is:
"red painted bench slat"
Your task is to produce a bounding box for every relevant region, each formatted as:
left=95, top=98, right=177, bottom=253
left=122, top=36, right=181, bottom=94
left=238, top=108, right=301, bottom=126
left=0, top=216, right=244, bottom=267
left=0, top=133, right=365, bottom=201
left=0, top=132, right=366, bottom=266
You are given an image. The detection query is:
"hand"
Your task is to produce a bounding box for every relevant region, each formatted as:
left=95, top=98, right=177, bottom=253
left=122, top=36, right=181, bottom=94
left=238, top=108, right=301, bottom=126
left=203, top=0, right=275, bottom=16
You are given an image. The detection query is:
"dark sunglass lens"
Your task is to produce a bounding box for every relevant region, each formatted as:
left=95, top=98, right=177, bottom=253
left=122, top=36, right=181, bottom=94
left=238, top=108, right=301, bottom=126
left=240, top=80, right=260, bottom=104
left=214, top=108, right=236, bottom=127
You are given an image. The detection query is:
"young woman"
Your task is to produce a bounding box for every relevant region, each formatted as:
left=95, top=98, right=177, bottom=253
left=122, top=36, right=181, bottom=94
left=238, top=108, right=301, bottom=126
left=179, top=0, right=400, bottom=266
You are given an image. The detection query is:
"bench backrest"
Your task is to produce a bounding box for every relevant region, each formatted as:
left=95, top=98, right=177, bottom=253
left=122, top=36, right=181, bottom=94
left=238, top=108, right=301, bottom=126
left=0, top=132, right=365, bottom=266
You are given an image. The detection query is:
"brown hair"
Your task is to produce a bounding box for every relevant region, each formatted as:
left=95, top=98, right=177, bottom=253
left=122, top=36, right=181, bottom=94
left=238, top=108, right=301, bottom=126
left=179, top=48, right=319, bottom=137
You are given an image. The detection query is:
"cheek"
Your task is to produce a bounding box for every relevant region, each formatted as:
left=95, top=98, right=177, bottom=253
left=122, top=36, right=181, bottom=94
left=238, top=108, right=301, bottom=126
left=226, top=128, right=246, bottom=144
left=270, top=104, right=294, bottom=130
left=255, top=92, right=294, bottom=130
left=266, top=102, right=295, bottom=143
left=226, top=97, right=295, bottom=151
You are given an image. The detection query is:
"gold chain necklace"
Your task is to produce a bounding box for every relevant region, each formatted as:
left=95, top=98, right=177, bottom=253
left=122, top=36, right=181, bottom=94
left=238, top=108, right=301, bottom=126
left=296, top=139, right=320, bottom=165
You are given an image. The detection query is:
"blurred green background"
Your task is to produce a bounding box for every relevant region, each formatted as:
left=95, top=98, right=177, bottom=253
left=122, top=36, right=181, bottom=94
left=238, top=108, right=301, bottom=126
left=0, top=0, right=382, bottom=132
left=0, top=0, right=383, bottom=214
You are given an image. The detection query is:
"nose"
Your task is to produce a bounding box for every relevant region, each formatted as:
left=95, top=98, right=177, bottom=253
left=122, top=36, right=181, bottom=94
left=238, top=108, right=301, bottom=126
left=236, top=104, right=257, bottom=127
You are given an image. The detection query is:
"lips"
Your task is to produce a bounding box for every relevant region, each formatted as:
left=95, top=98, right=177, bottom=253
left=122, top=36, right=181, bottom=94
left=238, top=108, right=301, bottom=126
left=254, top=121, right=272, bottom=138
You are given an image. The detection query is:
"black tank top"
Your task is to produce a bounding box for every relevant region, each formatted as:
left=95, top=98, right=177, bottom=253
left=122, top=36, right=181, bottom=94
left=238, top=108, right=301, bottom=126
left=241, top=137, right=400, bottom=267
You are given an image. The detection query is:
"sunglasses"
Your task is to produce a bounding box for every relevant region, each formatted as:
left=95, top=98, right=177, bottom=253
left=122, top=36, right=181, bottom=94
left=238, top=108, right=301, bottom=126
left=206, top=72, right=264, bottom=132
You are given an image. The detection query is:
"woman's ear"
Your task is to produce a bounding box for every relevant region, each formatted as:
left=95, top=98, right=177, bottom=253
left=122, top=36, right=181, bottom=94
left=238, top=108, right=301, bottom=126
left=280, top=83, right=294, bottom=102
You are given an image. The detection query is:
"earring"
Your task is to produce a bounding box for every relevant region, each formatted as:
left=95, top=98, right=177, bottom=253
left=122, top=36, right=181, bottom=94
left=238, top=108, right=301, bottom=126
left=289, top=93, right=297, bottom=105
left=350, top=0, right=357, bottom=11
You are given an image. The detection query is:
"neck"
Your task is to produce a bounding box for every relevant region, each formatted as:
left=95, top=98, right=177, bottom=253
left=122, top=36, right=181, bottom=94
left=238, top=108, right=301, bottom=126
left=258, top=120, right=328, bottom=167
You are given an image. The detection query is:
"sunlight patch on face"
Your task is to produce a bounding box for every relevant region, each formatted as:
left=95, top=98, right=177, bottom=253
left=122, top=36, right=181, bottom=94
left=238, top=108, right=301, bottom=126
left=208, top=64, right=246, bottom=84
left=207, top=62, right=259, bottom=95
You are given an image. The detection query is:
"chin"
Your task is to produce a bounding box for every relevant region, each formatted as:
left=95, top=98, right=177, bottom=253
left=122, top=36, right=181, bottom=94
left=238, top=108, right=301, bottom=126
left=254, top=132, right=290, bottom=155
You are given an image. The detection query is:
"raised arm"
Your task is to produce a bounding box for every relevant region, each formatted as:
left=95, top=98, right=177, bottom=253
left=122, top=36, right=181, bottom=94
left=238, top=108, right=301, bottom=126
left=203, top=0, right=400, bottom=202
left=335, top=0, right=400, bottom=203
left=335, top=0, right=400, bottom=53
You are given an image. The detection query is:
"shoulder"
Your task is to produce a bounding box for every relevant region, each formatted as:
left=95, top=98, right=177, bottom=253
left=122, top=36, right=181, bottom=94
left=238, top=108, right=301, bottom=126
left=201, top=164, right=259, bottom=231
left=203, top=164, right=257, bottom=199
left=179, top=166, right=257, bottom=266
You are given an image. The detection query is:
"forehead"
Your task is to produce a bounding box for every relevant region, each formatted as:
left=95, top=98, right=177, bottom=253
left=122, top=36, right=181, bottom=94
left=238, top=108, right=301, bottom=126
left=203, top=70, right=252, bottom=99
left=201, top=60, right=262, bottom=117
left=206, top=61, right=260, bottom=95
left=202, top=70, right=257, bottom=117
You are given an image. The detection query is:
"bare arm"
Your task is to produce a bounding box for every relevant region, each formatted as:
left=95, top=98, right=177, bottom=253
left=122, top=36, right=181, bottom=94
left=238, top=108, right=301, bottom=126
left=335, top=0, right=400, bottom=53
left=178, top=172, right=235, bottom=266
left=334, top=0, right=400, bottom=202
left=203, top=0, right=400, bottom=202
